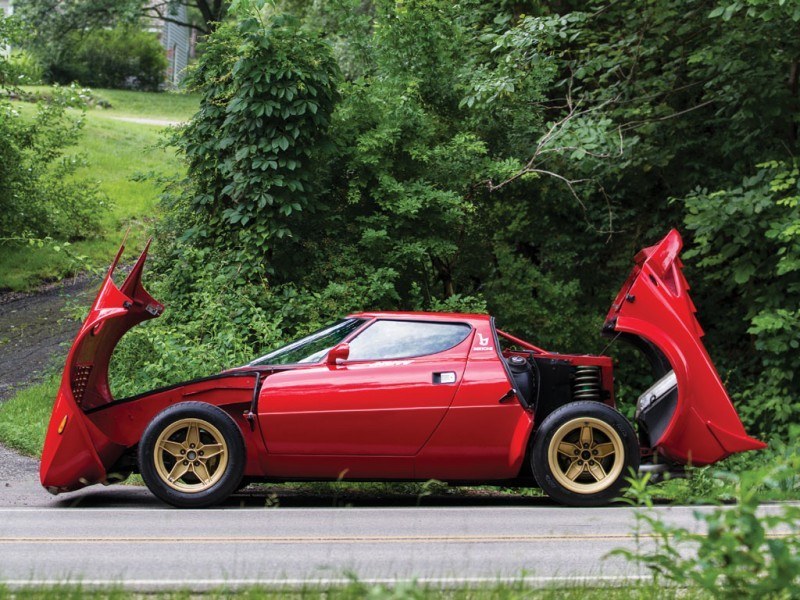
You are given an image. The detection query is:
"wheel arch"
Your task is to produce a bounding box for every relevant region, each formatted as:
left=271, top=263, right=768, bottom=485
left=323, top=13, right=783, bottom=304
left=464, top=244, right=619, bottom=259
left=138, top=401, right=247, bottom=507
left=531, top=400, right=639, bottom=506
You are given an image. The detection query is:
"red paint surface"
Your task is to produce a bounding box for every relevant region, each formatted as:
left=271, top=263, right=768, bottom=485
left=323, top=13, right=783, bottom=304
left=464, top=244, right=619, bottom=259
left=604, top=229, right=765, bottom=464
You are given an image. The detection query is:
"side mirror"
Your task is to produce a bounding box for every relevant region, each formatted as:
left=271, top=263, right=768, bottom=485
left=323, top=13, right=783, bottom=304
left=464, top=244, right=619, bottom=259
left=326, top=342, right=350, bottom=365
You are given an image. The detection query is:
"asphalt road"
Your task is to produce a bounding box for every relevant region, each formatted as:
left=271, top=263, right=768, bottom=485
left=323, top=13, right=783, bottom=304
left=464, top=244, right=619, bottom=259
left=0, top=494, right=793, bottom=590
left=0, top=503, right=676, bottom=589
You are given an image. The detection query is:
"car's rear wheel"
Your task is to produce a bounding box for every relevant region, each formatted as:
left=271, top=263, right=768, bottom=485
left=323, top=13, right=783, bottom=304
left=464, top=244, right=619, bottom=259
left=139, top=402, right=245, bottom=508
left=532, top=401, right=639, bottom=506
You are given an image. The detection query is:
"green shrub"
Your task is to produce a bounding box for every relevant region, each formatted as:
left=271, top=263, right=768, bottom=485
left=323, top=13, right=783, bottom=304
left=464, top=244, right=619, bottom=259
left=109, top=244, right=280, bottom=397
left=51, top=26, right=166, bottom=91
left=1, top=16, right=107, bottom=249
left=0, top=14, right=25, bottom=88
left=618, top=460, right=800, bottom=598
left=0, top=83, right=108, bottom=244
left=11, top=85, right=111, bottom=108
left=5, top=49, right=43, bottom=84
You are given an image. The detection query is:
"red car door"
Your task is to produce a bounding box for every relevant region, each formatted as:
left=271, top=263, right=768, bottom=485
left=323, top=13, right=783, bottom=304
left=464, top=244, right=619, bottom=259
left=258, top=319, right=473, bottom=457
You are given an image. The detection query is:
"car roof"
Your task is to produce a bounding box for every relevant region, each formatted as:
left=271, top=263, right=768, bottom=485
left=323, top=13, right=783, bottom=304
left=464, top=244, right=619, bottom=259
left=346, top=311, right=491, bottom=326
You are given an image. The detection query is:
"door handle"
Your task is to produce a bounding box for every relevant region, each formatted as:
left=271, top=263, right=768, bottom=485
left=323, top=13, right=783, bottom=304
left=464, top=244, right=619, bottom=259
left=432, top=372, right=457, bottom=384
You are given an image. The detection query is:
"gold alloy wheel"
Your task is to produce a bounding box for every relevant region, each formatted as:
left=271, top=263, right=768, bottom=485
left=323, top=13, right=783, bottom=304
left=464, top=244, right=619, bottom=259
left=153, top=418, right=229, bottom=493
left=547, top=416, right=624, bottom=495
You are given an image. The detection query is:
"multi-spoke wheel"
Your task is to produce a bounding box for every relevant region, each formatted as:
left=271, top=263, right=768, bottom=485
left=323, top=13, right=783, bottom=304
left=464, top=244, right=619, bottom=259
left=139, top=402, right=245, bottom=508
left=532, top=401, right=639, bottom=507
left=153, top=418, right=228, bottom=492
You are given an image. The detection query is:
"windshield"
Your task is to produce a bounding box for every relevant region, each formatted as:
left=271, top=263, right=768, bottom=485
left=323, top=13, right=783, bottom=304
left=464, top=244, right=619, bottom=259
left=249, top=318, right=366, bottom=366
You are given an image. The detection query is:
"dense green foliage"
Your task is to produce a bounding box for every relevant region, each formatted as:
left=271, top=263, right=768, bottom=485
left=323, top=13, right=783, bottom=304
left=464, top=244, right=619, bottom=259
left=0, top=16, right=106, bottom=247
left=104, top=0, right=799, bottom=438
left=50, top=26, right=167, bottom=91
left=4, top=49, right=43, bottom=85
left=683, top=161, right=800, bottom=434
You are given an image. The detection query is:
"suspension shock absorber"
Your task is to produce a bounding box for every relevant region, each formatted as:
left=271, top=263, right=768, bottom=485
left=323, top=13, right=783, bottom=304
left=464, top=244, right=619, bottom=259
left=573, top=365, right=601, bottom=401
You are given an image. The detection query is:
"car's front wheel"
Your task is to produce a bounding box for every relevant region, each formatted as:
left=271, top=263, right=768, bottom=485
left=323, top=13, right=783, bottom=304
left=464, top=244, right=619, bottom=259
left=531, top=401, right=639, bottom=507
left=139, top=402, right=245, bottom=508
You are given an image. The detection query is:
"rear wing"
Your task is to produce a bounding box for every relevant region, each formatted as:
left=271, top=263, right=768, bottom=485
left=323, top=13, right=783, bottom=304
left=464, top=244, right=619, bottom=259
left=605, top=229, right=765, bottom=465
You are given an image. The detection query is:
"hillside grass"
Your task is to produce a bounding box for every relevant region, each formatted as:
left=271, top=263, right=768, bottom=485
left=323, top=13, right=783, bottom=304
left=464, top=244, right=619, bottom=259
left=0, top=374, right=58, bottom=456
left=15, top=86, right=199, bottom=121
left=0, top=89, right=198, bottom=291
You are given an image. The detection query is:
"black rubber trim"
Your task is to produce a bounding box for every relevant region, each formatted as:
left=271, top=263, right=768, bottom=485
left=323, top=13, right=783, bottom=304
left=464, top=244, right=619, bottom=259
left=530, top=355, right=541, bottom=409
left=491, top=317, right=527, bottom=409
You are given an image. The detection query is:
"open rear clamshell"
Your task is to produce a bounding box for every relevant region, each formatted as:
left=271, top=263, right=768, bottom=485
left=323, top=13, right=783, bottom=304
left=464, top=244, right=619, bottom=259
left=40, top=241, right=164, bottom=493
left=605, top=229, right=765, bottom=465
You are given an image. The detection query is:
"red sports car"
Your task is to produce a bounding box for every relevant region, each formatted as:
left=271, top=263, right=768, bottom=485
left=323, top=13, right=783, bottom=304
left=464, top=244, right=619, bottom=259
left=40, top=230, right=765, bottom=507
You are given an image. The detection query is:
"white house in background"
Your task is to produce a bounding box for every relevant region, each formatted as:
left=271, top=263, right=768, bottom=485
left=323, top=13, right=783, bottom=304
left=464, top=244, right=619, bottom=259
left=148, top=2, right=194, bottom=86
left=2, top=0, right=193, bottom=85
left=1, top=0, right=12, bottom=57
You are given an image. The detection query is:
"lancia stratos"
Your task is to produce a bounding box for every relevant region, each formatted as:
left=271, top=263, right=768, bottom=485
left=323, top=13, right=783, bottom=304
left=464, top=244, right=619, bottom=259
left=40, top=230, right=765, bottom=507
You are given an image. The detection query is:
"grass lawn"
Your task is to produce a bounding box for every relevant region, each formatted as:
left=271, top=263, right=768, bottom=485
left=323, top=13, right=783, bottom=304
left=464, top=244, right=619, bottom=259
left=0, top=374, right=57, bottom=457
left=0, top=88, right=198, bottom=291
left=16, top=85, right=199, bottom=121
left=0, top=581, right=694, bottom=599
left=91, top=88, right=200, bottom=121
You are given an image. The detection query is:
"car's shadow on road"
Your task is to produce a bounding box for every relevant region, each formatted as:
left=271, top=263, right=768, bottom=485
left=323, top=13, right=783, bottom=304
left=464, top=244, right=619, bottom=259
left=228, top=488, right=561, bottom=508
left=49, top=485, right=571, bottom=509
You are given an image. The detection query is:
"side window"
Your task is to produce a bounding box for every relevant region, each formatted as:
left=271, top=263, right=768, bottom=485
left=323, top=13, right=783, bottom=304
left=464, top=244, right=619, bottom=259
left=347, top=320, right=471, bottom=361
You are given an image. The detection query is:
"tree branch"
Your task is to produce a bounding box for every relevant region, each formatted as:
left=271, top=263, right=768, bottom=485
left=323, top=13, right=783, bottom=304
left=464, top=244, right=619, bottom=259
left=619, top=99, right=716, bottom=131
left=483, top=75, right=627, bottom=235
left=143, top=4, right=208, bottom=34
left=195, top=0, right=215, bottom=28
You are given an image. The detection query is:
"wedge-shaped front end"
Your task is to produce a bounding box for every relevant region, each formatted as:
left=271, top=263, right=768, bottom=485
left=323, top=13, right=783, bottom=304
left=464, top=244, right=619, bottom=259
left=605, top=229, right=765, bottom=466
left=40, top=242, right=163, bottom=493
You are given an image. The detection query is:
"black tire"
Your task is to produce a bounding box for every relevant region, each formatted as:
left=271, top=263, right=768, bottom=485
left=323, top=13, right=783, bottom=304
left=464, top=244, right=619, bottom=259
left=531, top=401, right=639, bottom=507
left=138, top=402, right=246, bottom=508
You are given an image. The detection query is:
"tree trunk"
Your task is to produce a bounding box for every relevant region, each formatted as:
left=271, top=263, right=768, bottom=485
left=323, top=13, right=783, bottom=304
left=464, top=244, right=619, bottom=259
left=789, top=60, right=798, bottom=145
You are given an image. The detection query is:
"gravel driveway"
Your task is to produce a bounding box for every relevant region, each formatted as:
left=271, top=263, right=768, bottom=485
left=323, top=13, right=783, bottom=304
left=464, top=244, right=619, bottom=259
left=0, top=276, right=96, bottom=499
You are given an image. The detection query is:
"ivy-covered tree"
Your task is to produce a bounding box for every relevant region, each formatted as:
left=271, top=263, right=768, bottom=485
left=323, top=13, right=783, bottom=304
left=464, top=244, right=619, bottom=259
left=167, top=9, right=339, bottom=273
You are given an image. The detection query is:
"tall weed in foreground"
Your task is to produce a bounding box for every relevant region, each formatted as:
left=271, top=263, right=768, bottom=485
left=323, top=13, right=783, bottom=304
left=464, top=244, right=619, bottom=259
left=615, top=461, right=800, bottom=598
